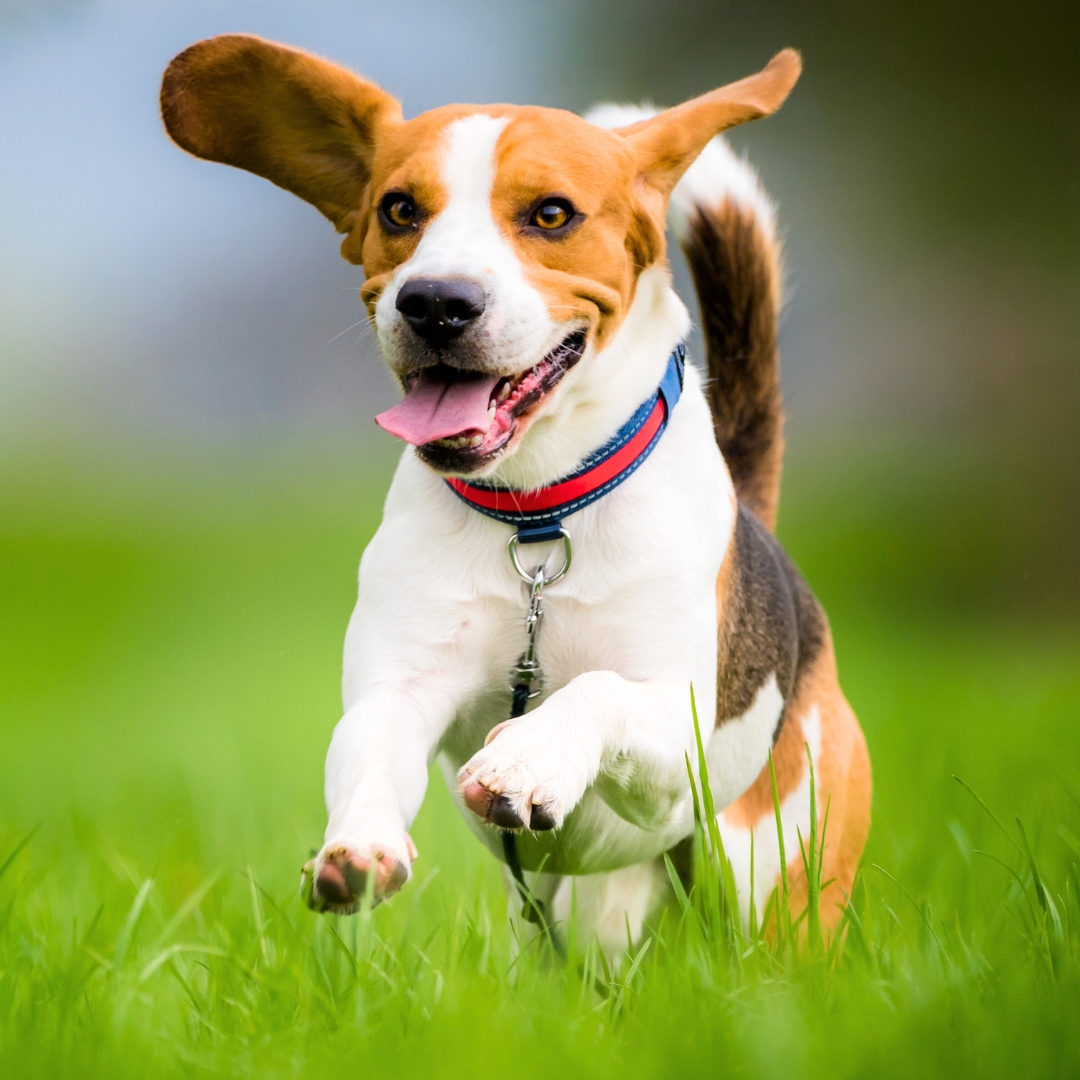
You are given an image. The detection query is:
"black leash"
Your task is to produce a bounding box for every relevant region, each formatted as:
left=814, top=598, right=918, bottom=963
left=502, top=683, right=544, bottom=924
left=501, top=551, right=567, bottom=955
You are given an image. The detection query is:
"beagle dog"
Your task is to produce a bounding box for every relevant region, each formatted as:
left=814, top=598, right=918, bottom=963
left=161, top=36, right=870, bottom=952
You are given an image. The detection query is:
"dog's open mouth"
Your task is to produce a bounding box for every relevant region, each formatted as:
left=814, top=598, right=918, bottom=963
left=375, top=331, right=586, bottom=470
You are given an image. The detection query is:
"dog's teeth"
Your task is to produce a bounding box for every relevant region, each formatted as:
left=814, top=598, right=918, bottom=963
left=487, top=404, right=496, bottom=420
left=469, top=434, right=483, bottom=448
left=497, top=382, right=511, bottom=402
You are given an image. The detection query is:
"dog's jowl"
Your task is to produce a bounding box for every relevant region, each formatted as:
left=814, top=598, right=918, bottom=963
left=161, top=36, right=870, bottom=951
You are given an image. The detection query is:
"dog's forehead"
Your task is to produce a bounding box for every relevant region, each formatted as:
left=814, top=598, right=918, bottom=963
left=494, top=108, right=636, bottom=204
left=370, top=103, right=634, bottom=200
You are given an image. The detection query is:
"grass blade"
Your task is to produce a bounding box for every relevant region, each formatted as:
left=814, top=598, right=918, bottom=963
left=663, top=852, right=691, bottom=915
left=953, top=776, right=1024, bottom=858
left=151, top=872, right=221, bottom=951
left=804, top=743, right=822, bottom=954
left=0, top=824, right=40, bottom=885
left=871, top=864, right=949, bottom=964
left=113, top=878, right=154, bottom=974
left=139, top=944, right=228, bottom=983
left=768, top=748, right=791, bottom=956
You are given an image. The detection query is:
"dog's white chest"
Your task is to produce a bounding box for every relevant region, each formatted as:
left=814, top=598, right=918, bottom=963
left=343, top=370, right=733, bottom=875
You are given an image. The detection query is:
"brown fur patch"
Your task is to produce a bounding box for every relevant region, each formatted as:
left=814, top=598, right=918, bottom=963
left=810, top=663, right=872, bottom=928
left=715, top=506, right=798, bottom=723
left=682, top=200, right=784, bottom=533
left=714, top=505, right=824, bottom=730
left=615, top=50, right=802, bottom=202
left=160, top=35, right=402, bottom=235
left=492, top=107, right=642, bottom=348
left=713, top=494, right=738, bottom=613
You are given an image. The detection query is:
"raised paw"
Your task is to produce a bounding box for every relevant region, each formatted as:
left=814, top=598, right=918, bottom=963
left=458, top=721, right=579, bottom=833
left=302, top=837, right=416, bottom=915
left=459, top=783, right=557, bottom=831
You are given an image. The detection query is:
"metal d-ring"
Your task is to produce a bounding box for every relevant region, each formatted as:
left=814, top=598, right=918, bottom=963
left=507, top=528, right=573, bottom=587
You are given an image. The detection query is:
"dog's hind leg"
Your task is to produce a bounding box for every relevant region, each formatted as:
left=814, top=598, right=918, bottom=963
left=544, top=860, right=669, bottom=960
left=717, top=631, right=871, bottom=937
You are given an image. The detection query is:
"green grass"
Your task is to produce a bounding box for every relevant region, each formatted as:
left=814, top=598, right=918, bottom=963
left=2, top=433, right=1079, bottom=1078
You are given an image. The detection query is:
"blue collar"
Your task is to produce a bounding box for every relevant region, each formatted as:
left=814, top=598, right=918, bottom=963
left=447, top=343, right=686, bottom=543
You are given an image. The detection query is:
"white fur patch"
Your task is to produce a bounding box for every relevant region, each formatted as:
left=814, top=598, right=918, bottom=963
left=668, top=134, right=776, bottom=245
left=549, top=859, right=668, bottom=957
left=717, top=706, right=822, bottom=925
left=706, top=673, right=785, bottom=809
left=583, top=102, right=659, bottom=130
left=584, top=101, right=777, bottom=246
left=374, top=113, right=561, bottom=381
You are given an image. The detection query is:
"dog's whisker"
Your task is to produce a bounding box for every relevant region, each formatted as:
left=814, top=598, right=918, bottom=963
left=322, top=319, right=371, bottom=350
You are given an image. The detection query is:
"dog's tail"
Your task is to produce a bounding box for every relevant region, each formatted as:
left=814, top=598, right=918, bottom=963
left=669, top=137, right=785, bottom=531
left=586, top=107, right=786, bottom=530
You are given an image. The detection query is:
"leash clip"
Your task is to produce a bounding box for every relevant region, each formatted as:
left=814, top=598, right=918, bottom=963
left=510, top=567, right=546, bottom=699
left=506, top=527, right=572, bottom=700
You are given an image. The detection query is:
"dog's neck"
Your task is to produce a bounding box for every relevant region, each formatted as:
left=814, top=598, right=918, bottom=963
left=468, top=265, right=691, bottom=491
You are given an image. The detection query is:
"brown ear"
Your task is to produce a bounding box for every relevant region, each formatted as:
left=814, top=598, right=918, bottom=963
left=618, top=49, right=801, bottom=199
left=161, top=34, right=402, bottom=231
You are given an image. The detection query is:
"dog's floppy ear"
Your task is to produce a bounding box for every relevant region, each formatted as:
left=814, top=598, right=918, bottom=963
left=161, top=34, right=402, bottom=235
left=618, top=49, right=801, bottom=200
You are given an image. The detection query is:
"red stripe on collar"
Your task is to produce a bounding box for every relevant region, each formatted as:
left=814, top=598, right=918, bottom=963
left=446, top=396, right=665, bottom=514
left=443, top=343, right=685, bottom=543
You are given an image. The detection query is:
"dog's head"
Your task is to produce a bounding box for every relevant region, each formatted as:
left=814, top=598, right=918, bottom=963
left=161, top=36, right=798, bottom=476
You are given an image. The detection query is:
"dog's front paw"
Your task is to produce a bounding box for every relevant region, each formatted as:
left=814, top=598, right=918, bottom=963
left=302, top=835, right=416, bottom=914
left=457, top=719, right=584, bottom=832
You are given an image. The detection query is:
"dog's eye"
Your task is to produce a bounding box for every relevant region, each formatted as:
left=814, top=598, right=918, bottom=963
left=380, top=193, right=417, bottom=230
left=531, top=200, right=572, bottom=230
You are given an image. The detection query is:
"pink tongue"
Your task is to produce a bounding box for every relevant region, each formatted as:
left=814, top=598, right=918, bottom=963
left=375, top=368, right=501, bottom=446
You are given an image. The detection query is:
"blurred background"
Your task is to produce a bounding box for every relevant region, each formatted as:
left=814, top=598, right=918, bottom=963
left=0, top=1, right=1077, bottom=879
left=2, top=0, right=1078, bottom=605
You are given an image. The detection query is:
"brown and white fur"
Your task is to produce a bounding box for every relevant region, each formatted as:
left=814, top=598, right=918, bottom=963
left=161, top=36, right=871, bottom=952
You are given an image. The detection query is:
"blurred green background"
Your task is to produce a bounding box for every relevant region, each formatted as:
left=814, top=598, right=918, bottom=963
left=1, top=2, right=1079, bottom=1075
left=2, top=0, right=1077, bottom=608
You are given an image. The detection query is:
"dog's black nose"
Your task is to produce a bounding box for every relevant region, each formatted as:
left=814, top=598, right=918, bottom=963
left=395, top=278, right=487, bottom=348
